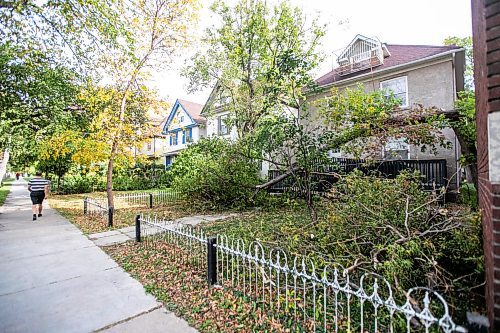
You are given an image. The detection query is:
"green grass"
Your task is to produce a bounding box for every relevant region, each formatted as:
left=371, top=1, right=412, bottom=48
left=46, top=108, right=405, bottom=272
left=0, top=177, right=14, bottom=206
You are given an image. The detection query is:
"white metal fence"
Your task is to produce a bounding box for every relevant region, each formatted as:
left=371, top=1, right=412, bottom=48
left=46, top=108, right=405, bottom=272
left=137, top=214, right=467, bottom=332
left=113, top=190, right=183, bottom=208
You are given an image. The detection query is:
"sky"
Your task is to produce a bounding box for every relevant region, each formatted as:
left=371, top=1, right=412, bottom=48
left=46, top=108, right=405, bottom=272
left=149, top=0, right=473, bottom=109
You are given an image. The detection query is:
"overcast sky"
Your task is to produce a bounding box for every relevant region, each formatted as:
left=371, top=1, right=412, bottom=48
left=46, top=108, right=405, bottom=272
left=150, top=0, right=473, bottom=108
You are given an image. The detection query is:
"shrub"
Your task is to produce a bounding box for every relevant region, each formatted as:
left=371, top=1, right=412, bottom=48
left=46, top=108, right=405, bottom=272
left=319, top=171, right=484, bottom=313
left=53, top=167, right=172, bottom=194
left=170, top=137, right=262, bottom=209
left=458, top=182, right=478, bottom=210
left=57, top=173, right=106, bottom=194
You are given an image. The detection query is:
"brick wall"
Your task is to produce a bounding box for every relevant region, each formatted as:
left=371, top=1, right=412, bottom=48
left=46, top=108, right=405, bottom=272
left=473, top=0, right=500, bottom=330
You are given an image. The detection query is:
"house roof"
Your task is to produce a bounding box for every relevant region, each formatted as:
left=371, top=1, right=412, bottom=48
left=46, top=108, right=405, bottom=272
left=316, top=44, right=462, bottom=87
left=178, top=99, right=206, bottom=124
left=161, top=99, right=206, bottom=135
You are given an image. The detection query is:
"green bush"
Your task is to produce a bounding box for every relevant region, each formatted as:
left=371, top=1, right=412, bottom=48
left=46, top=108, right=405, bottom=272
left=170, top=137, right=262, bottom=209
left=459, top=182, right=478, bottom=210
left=57, top=173, right=105, bottom=194
left=320, top=171, right=484, bottom=313
left=53, top=168, right=172, bottom=194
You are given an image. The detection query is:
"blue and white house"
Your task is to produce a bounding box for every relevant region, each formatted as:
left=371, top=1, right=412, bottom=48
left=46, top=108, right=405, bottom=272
left=161, top=99, right=206, bottom=168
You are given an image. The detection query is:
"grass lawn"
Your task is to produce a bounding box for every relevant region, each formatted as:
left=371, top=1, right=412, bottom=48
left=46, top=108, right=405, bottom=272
left=48, top=191, right=221, bottom=234
left=0, top=177, right=14, bottom=206
left=199, top=203, right=327, bottom=256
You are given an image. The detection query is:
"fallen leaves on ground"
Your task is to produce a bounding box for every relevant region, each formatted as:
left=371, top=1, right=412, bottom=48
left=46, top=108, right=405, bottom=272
left=104, top=241, right=290, bottom=333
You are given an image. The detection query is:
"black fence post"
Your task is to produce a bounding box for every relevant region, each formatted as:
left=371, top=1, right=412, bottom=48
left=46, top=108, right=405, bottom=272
left=149, top=193, right=153, bottom=209
left=207, top=237, right=217, bottom=286
left=135, top=214, right=141, bottom=242
left=108, top=206, right=114, bottom=227
left=83, top=198, right=87, bottom=215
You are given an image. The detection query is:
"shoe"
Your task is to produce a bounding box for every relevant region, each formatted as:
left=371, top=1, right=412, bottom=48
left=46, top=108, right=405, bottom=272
left=33, top=214, right=37, bottom=221
left=38, top=214, right=42, bottom=217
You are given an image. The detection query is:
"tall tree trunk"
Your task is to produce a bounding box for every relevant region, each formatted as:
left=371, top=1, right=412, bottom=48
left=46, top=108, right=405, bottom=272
left=452, top=126, right=478, bottom=190
left=106, top=87, right=130, bottom=208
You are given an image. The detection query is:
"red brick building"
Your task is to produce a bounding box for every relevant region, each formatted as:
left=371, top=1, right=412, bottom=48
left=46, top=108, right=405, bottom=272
left=472, top=0, right=500, bottom=331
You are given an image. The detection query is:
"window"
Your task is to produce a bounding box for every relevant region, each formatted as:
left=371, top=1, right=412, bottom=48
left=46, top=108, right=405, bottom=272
left=170, top=132, right=178, bottom=145
left=218, top=115, right=229, bottom=136
left=380, top=76, right=408, bottom=107
left=185, top=128, right=193, bottom=142
left=165, top=156, right=173, bottom=169
left=146, top=141, right=152, bottom=151
left=383, top=138, right=410, bottom=160
left=180, top=115, right=184, bottom=122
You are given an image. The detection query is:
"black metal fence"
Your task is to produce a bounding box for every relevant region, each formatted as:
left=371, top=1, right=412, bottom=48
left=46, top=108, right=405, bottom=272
left=83, top=197, right=113, bottom=227
left=268, top=158, right=447, bottom=194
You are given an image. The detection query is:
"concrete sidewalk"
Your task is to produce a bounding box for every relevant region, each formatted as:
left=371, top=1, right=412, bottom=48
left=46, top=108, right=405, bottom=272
left=0, top=178, right=197, bottom=333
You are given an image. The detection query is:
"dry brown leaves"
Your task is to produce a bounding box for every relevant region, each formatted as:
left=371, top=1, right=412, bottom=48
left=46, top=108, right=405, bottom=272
left=104, top=241, right=290, bottom=333
left=49, top=194, right=207, bottom=234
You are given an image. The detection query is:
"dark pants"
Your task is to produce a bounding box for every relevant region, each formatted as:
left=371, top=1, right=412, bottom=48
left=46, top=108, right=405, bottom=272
left=30, top=191, right=45, bottom=204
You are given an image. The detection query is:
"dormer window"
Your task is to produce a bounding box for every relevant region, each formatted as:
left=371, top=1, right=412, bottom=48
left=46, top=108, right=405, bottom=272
left=336, top=35, right=388, bottom=76
left=380, top=76, right=408, bottom=108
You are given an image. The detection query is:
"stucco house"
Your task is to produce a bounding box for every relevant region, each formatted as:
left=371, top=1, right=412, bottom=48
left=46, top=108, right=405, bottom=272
left=161, top=99, right=206, bottom=168
left=308, top=34, right=466, bottom=191
left=134, top=116, right=168, bottom=166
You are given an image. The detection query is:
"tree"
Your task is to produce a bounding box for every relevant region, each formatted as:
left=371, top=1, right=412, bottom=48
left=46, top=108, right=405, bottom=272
left=444, top=36, right=473, bottom=90
left=444, top=36, right=478, bottom=189
left=0, top=43, right=89, bottom=168
left=100, top=0, right=199, bottom=207
left=184, top=0, right=325, bottom=138
left=251, top=86, right=450, bottom=223
left=0, top=0, right=127, bottom=69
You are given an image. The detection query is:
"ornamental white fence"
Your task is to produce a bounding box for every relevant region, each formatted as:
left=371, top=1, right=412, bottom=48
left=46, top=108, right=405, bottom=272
left=136, top=214, right=467, bottom=333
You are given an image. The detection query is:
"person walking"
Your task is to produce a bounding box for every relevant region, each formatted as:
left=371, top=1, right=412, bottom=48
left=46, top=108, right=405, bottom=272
left=27, top=172, right=50, bottom=221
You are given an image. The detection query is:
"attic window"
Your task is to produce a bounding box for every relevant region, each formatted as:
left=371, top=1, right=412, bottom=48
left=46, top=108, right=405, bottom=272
left=380, top=76, right=408, bottom=108
left=336, top=36, right=385, bottom=75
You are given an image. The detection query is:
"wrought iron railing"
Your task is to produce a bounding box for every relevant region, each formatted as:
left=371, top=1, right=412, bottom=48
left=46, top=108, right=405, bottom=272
left=135, top=214, right=467, bottom=332
left=268, top=158, right=448, bottom=194
left=83, top=197, right=113, bottom=227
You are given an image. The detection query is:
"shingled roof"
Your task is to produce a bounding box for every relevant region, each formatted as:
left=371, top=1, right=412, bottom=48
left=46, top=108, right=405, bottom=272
left=316, top=44, right=462, bottom=87
left=178, top=99, right=206, bottom=124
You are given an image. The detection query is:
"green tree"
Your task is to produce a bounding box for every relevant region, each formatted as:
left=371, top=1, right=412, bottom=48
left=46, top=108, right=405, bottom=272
left=100, top=0, right=199, bottom=207
left=444, top=36, right=478, bottom=189
left=0, top=43, right=89, bottom=168
left=444, top=36, right=473, bottom=90
left=0, top=0, right=127, bottom=68
left=184, top=0, right=325, bottom=137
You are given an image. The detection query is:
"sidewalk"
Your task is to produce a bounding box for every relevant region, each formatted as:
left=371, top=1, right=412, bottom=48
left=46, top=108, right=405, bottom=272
left=0, top=178, right=197, bottom=333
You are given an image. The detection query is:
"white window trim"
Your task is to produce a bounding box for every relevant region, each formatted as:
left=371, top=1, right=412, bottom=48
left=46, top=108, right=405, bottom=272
left=218, top=114, right=229, bottom=136
left=380, top=76, right=409, bottom=108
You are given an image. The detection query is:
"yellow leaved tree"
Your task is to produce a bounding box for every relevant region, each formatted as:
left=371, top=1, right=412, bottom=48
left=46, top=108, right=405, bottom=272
left=99, top=0, right=199, bottom=207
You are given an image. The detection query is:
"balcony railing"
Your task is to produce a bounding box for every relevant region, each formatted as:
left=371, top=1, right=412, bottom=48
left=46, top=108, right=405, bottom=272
left=268, top=158, right=448, bottom=194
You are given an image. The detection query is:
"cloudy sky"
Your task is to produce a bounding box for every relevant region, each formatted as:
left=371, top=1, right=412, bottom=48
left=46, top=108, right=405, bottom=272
left=150, top=0, right=473, bottom=108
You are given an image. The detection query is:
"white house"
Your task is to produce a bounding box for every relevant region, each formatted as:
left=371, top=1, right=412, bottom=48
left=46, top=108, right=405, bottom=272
left=161, top=99, right=206, bottom=167
left=201, top=84, right=238, bottom=141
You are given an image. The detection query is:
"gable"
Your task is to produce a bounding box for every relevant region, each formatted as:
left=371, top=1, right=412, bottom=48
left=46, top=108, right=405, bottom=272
left=337, top=35, right=381, bottom=65
left=200, top=82, right=231, bottom=116
left=162, top=100, right=197, bottom=134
